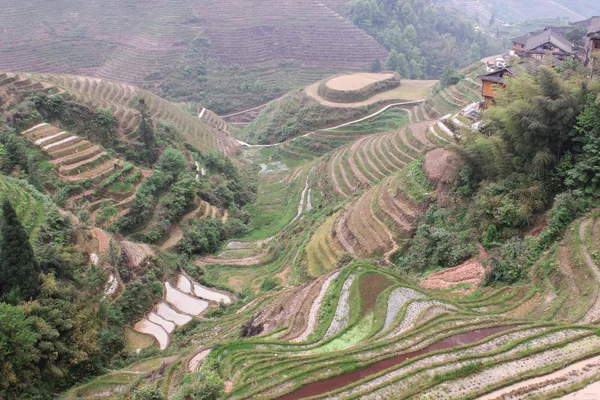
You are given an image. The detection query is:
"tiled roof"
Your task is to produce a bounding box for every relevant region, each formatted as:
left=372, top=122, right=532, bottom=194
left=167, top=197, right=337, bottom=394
left=588, top=17, right=600, bottom=36
left=523, top=29, right=572, bottom=53
left=478, top=67, right=515, bottom=84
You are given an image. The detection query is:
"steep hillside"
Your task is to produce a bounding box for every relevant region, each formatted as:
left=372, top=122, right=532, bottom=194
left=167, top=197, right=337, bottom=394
left=0, top=72, right=238, bottom=156
left=0, top=0, right=387, bottom=113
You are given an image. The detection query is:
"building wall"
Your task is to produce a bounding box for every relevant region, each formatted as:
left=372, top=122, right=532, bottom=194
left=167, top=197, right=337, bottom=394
left=482, top=81, right=498, bottom=97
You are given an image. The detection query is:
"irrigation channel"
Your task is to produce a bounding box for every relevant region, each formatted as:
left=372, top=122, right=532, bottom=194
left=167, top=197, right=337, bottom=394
left=278, top=325, right=516, bottom=400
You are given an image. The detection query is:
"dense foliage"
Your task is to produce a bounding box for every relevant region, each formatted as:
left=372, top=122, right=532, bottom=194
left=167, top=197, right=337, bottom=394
left=350, top=0, right=503, bottom=78
left=0, top=200, right=41, bottom=301
left=400, top=63, right=599, bottom=285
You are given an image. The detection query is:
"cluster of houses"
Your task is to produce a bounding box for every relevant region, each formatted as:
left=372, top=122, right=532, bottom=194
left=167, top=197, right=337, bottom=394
left=479, top=16, right=600, bottom=107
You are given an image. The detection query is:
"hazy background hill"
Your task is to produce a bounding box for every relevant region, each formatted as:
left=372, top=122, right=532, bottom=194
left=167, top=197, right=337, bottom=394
left=0, top=0, right=387, bottom=113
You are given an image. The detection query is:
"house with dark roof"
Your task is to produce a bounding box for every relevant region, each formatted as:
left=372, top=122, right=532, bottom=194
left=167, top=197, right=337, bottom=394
left=478, top=67, right=515, bottom=108
left=584, top=17, right=600, bottom=69
left=512, top=29, right=575, bottom=61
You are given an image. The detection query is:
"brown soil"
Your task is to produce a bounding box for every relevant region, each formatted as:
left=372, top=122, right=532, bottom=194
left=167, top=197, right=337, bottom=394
left=359, top=273, right=393, bottom=315
left=253, top=281, right=318, bottom=335
left=159, top=227, right=183, bottom=251
left=326, top=73, right=395, bottom=91
left=279, top=276, right=328, bottom=341
left=423, top=148, right=457, bottom=187
left=195, top=252, right=267, bottom=267
left=419, top=244, right=487, bottom=293
left=93, top=227, right=110, bottom=254
left=306, top=79, right=436, bottom=108
left=121, top=241, right=154, bottom=267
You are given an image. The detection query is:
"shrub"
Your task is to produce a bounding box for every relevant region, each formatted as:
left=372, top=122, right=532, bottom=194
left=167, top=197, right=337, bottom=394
left=134, top=386, right=166, bottom=400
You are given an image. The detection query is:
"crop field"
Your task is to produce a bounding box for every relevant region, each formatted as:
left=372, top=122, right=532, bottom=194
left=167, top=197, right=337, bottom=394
left=20, top=72, right=238, bottom=154
left=54, top=61, right=600, bottom=399
left=0, top=0, right=387, bottom=112
left=306, top=79, right=436, bottom=109
left=0, top=176, right=54, bottom=240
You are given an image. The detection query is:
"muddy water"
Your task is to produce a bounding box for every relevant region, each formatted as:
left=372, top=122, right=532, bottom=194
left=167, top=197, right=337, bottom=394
left=278, top=325, right=515, bottom=400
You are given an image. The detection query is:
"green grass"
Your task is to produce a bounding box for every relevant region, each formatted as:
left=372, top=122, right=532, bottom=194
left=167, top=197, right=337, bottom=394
left=327, top=109, right=409, bottom=135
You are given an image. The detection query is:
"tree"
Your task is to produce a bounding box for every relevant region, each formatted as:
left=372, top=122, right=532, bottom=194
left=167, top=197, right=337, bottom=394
left=566, top=94, right=600, bottom=195
left=134, top=98, right=158, bottom=164
left=0, top=200, right=40, bottom=300
left=467, top=42, right=482, bottom=63
left=403, top=24, right=417, bottom=45
left=0, top=303, right=40, bottom=398
left=399, top=2, right=416, bottom=26
left=565, top=25, right=587, bottom=47
left=349, top=0, right=384, bottom=29
left=386, top=50, right=409, bottom=77
left=489, top=14, right=496, bottom=27
left=370, top=58, right=383, bottom=72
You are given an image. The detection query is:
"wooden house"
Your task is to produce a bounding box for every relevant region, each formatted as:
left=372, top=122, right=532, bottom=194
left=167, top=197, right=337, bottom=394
left=584, top=17, right=600, bottom=69
left=513, top=29, right=574, bottom=61
left=478, top=67, right=515, bottom=108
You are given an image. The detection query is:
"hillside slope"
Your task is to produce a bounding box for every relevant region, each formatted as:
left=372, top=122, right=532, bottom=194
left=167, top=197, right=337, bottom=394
left=0, top=0, right=387, bottom=113
left=0, top=72, right=239, bottom=155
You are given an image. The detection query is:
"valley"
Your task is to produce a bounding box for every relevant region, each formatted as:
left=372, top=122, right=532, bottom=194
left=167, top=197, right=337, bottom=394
left=1, top=1, right=600, bottom=400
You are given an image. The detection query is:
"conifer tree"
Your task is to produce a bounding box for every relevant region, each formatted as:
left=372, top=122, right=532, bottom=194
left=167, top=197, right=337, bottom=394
left=0, top=199, right=40, bottom=300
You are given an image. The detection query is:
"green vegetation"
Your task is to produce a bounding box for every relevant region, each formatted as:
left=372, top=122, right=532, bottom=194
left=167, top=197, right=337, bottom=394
left=350, top=0, right=503, bottom=78
left=0, top=200, right=41, bottom=301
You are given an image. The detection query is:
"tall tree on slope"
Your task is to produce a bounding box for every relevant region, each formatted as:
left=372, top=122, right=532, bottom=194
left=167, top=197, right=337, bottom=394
left=0, top=199, right=40, bottom=301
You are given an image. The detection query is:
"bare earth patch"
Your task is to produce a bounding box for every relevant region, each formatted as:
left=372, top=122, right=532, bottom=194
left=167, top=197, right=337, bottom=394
left=121, top=240, right=154, bottom=267
left=423, top=148, right=457, bottom=187
left=305, top=79, right=436, bottom=108
left=325, top=73, right=396, bottom=91
left=419, top=244, right=487, bottom=294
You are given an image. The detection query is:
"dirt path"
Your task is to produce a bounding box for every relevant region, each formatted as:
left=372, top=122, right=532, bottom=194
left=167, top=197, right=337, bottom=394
left=160, top=227, right=183, bottom=251
left=93, top=227, right=110, bottom=254
left=188, top=348, right=211, bottom=372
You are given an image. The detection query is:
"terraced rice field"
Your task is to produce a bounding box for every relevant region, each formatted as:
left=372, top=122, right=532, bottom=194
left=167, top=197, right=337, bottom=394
left=133, top=274, right=234, bottom=350
left=201, top=247, right=600, bottom=399
left=1, top=72, right=238, bottom=154
left=0, top=0, right=387, bottom=112
left=20, top=122, right=144, bottom=220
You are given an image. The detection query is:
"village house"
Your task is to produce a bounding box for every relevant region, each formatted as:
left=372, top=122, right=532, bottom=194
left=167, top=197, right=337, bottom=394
left=511, top=29, right=575, bottom=61
left=584, top=17, right=600, bottom=69
left=478, top=67, right=515, bottom=108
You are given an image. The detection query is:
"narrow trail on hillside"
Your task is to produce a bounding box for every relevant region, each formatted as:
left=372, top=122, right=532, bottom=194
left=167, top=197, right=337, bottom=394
left=225, top=102, right=423, bottom=148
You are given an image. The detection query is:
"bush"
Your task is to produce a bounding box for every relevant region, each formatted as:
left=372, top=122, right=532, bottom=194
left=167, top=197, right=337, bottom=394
left=176, top=371, right=224, bottom=400
left=134, top=386, right=166, bottom=400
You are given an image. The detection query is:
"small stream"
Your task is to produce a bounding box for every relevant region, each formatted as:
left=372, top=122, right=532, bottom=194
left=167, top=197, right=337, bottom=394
left=278, top=325, right=515, bottom=400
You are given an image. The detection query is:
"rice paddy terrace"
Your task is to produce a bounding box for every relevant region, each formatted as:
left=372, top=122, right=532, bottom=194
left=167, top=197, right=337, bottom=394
left=46, top=64, right=600, bottom=398
left=454, top=0, right=600, bottom=25
left=0, top=0, right=387, bottom=112
left=0, top=72, right=238, bottom=155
